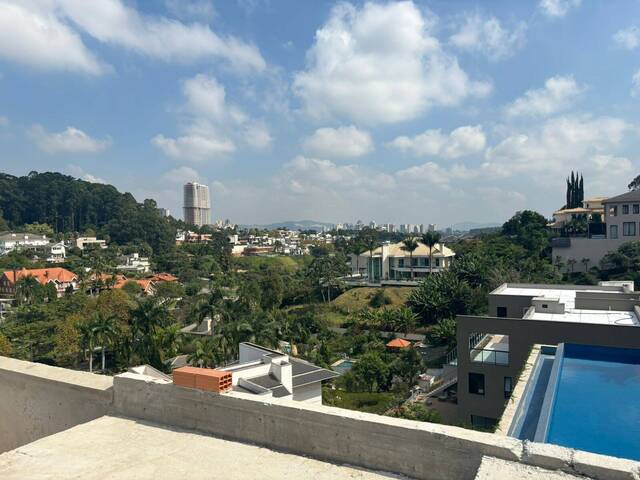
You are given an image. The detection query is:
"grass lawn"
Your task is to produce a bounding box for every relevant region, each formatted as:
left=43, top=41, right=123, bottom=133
left=286, top=303, right=349, bottom=327
left=322, top=388, right=400, bottom=415
left=332, top=287, right=413, bottom=313
left=234, top=255, right=310, bottom=272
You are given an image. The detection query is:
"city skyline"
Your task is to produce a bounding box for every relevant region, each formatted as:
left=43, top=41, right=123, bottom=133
left=1, top=1, right=640, bottom=225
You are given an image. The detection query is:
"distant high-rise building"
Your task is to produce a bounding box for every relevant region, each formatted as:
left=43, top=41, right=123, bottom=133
left=428, top=224, right=436, bottom=232
left=157, top=208, right=171, bottom=218
left=183, top=182, right=211, bottom=226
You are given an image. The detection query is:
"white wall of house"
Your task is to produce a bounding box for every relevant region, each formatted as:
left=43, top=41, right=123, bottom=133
left=292, top=383, right=322, bottom=404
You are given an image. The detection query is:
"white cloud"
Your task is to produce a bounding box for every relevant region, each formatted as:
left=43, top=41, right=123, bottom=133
left=0, top=116, right=8, bottom=127
left=152, top=134, right=235, bottom=161
left=613, top=26, right=640, bottom=50
left=57, top=0, right=265, bottom=73
left=162, top=166, right=201, bottom=184
left=293, top=1, right=491, bottom=125
left=450, top=13, right=526, bottom=61
left=505, top=75, right=585, bottom=117
left=388, top=125, right=486, bottom=158
left=0, top=2, right=105, bottom=75
left=153, top=74, right=271, bottom=161
left=632, top=70, right=640, bottom=98
left=30, top=125, right=111, bottom=154
left=0, top=0, right=265, bottom=75
left=303, top=126, right=374, bottom=158
left=539, top=0, right=582, bottom=18
left=279, top=155, right=395, bottom=195
left=483, top=115, right=634, bottom=180
left=65, top=164, right=107, bottom=183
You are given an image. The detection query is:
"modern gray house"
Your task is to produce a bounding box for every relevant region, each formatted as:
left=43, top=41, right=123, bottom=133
left=552, top=190, right=640, bottom=272
left=449, top=282, right=640, bottom=428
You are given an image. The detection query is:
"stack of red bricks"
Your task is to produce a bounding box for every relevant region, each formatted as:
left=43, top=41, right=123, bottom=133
left=173, top=366, right=233, bottom=393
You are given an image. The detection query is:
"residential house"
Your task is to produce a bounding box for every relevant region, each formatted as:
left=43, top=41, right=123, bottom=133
left=149, top=273, right=178, bottom=283
left=552, top=190, right=640, bottom=271
left=216, top=342, right=340, bottom=404
left=447, top=282, right=640, bottom=429
left=116, top=253, right=151, bottom=273
left=0, top=267, right=78, bottom=297
left=46, top=242, right=66, bottom=263
left=0, top=232, right=49, bottom=256
left=75, top=237, right=107, bottom=250
left=350, top=240, right=455, bottom=284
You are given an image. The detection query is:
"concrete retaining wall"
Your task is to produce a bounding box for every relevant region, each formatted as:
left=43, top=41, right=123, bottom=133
left=0, top=356, right=113, bottom=453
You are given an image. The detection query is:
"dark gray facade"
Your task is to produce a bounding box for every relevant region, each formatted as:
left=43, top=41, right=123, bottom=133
left=455, top=283, right=640, bottom=426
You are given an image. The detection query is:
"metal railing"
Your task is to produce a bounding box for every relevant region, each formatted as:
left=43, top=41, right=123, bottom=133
left=470, top=348, right=509, bottom=366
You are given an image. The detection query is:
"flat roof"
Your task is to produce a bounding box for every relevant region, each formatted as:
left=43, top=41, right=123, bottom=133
left=0, top=416, right=396, bottom=480
left=494, top=284, right=640, bottom=326
left=525, top=308, right=639, bottom=326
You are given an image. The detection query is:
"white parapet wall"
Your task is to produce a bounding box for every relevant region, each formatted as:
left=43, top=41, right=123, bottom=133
left=0, top=356, right=113, bottom=453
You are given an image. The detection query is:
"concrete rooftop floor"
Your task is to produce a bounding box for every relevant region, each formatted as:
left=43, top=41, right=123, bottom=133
left=0, top=416, right=406, bottom=480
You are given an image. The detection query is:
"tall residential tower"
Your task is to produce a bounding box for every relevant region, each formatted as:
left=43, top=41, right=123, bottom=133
left=183, top=182, right=211, bottom=226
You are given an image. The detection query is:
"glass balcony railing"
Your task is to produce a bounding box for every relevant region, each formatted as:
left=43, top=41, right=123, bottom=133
left=470, top=348, right=509, bottom=366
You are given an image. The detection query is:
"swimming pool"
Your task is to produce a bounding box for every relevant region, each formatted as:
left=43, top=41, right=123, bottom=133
left=536, top=344, right=640, bottom=461
left=331, top=359, right=356, bottom=374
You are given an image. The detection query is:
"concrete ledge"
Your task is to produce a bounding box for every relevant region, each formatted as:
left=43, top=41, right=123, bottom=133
left=571, top=450, right=640, bottom=480
left=0, top=356, right=113, bottom=453
left=113, top=373, right=522, bottom=480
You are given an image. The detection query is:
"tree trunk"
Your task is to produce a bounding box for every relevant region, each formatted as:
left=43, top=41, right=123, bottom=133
left=88, top=348, right=93, bottom=373
left=101, top=347, right=106, bottom=371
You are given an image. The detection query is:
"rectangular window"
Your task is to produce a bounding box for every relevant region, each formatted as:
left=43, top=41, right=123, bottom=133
left=634, top=204, right=640, bottom=214
left=436, top=258, right=440, bottom=267
left=468, top=373, right=485, bottom=395
left=610, top=225, right=618, bottom=239
left=623, top=204, right=630, bottom=214
left=623, top=222, right=636, bottom=236
left=610, top=206, right=618, bottom=217
left=496, top=306, right=507, bottom=317
left=412, top=258, right=418, bottom=266
left=504, top=377, right=513, bottom=399
left=398, top=259, right=404, bottom=267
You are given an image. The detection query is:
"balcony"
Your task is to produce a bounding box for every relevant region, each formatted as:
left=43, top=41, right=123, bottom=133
left=469, top=333, right=509, bottom=366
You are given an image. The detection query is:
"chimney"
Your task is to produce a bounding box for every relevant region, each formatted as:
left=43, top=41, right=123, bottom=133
left=270, top=358, right=293, bottom=394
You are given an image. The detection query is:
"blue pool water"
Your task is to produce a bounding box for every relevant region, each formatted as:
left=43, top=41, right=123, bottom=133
left=332, top=359, right=355, bottom=374
left=545, top=344, right=640, bottom=461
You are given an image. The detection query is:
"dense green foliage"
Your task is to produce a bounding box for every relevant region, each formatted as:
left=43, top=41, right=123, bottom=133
left=0, top=172, right=177, bottom=254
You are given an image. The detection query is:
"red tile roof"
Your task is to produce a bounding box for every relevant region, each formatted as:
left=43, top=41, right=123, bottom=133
left=386, top=338, right=412, bottom=349
left=2, top=268, right=77, bottom=285
left=149, top=273, right=178, bottom=282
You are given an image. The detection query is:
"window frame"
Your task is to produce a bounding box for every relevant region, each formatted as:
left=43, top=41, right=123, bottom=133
left=623, top=222, right=636, bottom=237
left=634, top=204, right=640, bottom=215
left=610, top=224, right=618, bottom=239
left=468, top=372, right=485, bottom=396
left=623, top=204, right=630, bottom=215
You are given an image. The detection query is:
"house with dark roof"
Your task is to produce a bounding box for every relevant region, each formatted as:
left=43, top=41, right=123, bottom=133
left=218, top=342, right=339, bottom=404
left=552, top=189, right=640, bottom=271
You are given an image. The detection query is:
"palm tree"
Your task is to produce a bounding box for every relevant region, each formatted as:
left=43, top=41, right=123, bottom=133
left=567, top=258, right=577, bottom=273
left=79, top=321, right=95, bottom=373
left=188, top=338, right=219, bottom=368
left=361, top=229, right=379, bottom=281
left=401, top=237, right=419, bottom=280
left=15, top=275, right=39, bottom=305
left=90, top=313, right=118, bottom=372
left=421, top=231, right=442, bottom=275
left=581, top=257, right=590, bottom=272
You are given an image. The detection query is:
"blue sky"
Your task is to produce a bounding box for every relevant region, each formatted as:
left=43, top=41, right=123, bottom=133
left=1, top=0, right=640, bottom=227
